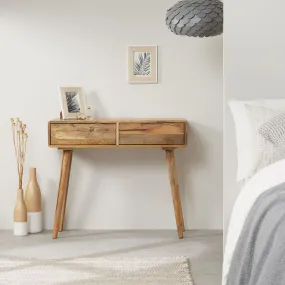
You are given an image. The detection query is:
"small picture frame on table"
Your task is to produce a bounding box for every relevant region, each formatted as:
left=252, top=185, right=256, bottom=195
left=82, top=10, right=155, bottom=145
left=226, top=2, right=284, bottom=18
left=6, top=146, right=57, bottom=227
left=59, top=87, right=86, bottom=120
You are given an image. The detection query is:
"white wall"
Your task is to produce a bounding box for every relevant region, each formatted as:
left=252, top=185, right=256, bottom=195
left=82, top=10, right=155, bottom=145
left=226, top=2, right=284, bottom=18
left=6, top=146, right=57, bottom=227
left=224, top=0, right=285, bottom=235
left=0, top=0, right=223, bottom=230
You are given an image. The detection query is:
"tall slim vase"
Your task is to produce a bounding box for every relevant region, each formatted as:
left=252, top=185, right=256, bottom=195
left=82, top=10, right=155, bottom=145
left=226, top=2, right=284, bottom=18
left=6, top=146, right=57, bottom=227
left=25, top=167, right=42, bottom=233
left=14, top=188, right=28, bottom=236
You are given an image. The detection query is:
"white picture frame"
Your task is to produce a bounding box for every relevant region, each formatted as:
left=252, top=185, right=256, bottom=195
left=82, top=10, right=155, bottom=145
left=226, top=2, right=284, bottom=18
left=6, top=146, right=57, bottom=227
left=59, top=87, right=86, bottom=119
left=128, top=45, right=158, bottom=84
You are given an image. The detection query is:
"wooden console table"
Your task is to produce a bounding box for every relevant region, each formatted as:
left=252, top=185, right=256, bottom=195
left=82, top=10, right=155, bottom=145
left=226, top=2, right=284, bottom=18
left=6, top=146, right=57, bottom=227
left=48, top=119, right=187, bottom=239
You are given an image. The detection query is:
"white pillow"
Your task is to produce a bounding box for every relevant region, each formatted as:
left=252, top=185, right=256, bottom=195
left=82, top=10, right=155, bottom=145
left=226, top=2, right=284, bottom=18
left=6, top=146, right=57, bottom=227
left=245, top=105, right=285, bottom=177
left=228, top=99, right=285, bottom=181
left=259, top=112, right=285, bottom=153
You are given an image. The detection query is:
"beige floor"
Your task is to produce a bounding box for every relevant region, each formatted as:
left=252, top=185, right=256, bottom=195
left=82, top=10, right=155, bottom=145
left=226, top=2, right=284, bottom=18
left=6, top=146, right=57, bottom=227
left=0, top=230, right=222, bottom=285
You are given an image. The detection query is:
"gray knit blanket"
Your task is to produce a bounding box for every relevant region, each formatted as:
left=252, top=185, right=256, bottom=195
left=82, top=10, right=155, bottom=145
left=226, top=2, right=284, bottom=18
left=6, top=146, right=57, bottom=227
left=226, top=182, right=285, bottom=285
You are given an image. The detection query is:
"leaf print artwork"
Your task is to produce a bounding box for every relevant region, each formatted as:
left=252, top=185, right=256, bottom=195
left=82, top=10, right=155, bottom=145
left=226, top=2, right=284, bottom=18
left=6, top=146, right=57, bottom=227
left=133, top=52, right=151, bottom=76
left=128, top=46, right=157, bottom=84
left=65, top=92, right=81, bottom=113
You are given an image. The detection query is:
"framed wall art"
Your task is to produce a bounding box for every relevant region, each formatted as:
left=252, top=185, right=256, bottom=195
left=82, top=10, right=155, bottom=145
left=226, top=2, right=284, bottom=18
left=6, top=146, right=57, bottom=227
left=59, top=87, right=86, bottom=119
left=128, top=45, right=158, bottom=84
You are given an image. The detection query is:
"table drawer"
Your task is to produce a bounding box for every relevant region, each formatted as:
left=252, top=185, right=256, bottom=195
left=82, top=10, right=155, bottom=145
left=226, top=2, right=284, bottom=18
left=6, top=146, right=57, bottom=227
left=50, top=123, right=116, bottom=145
left=119, top=122, right=186, bottom=145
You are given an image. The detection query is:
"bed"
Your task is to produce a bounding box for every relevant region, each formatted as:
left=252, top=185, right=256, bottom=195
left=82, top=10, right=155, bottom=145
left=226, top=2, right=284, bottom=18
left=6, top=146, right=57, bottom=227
left=223, top=99, right=285, bottom=285
left=223, top=159, right=285, bottom=285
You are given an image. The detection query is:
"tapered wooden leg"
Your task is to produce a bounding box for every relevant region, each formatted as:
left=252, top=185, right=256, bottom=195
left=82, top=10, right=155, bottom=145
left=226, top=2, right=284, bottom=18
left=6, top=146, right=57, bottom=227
left=59, top=151, right=73, bottom=232
left=164, top=148, right=185, bottom=239
left=52, top=150, right=73, bottom=239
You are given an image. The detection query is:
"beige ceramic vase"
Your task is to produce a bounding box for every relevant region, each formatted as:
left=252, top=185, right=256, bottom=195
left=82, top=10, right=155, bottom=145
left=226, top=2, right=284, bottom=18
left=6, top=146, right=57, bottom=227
left=14, top=188, right=28, bottom=236
left=25, top=167, right=42, bottom=233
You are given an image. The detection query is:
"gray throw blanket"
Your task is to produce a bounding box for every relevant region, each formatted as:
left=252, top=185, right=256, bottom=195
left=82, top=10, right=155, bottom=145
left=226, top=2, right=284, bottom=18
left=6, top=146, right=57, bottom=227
left=227, top=182, right=285, bottom=285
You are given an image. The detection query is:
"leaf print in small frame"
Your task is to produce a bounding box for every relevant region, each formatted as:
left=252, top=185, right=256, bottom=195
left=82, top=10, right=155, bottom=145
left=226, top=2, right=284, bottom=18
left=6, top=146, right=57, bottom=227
left=133, top=52, right=151, bottom=76
left=59, top=87, right=86, bottom=119
left=128, top=46, right=157, bottom=84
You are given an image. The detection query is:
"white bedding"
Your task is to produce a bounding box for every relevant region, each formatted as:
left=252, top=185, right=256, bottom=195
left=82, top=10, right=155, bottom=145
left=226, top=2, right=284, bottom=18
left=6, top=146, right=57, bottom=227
left=222, top=158, right=285, bottom=285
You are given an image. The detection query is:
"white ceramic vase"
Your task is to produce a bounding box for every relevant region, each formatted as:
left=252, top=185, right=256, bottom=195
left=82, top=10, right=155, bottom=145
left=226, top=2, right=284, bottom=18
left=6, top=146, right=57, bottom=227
left=14, top=188, right=28, bottom=236
left=25, top=167, right=42, bottom=233
left=14, top=222, right=28, bottom=236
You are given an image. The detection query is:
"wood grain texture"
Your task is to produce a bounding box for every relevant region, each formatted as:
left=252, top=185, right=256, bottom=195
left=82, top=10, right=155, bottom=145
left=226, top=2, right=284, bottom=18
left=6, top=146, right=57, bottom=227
left=53, top=150, right=73, bottom=239
left=50, top=123, right=116, bottom=145
left=119, top=123, right=185, bottom=145
left=59, top=151, right=73, bottom=232
left=119, top=122, right=185, bottom=134
left=120, top=134, right=185, bottom=145
left=48, top=119, right=187, bottom=148
left=116, top=122, right=119, bottom=145
left=165, top=149, right=185, bottom=239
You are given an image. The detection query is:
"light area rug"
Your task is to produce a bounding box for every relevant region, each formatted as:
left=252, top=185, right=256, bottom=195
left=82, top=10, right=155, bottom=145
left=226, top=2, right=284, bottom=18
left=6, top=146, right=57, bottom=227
left=0, top=256, right=193, bottom=285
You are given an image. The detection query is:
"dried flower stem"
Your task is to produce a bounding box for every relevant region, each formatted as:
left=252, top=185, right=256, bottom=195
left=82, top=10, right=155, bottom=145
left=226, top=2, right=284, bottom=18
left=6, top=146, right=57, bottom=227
left=10, top=118, right=28, bottom=189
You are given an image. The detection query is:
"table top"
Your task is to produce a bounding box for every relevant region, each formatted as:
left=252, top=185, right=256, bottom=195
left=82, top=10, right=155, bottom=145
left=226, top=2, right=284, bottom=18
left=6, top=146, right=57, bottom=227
left=49, top=118, right=187, bottom=124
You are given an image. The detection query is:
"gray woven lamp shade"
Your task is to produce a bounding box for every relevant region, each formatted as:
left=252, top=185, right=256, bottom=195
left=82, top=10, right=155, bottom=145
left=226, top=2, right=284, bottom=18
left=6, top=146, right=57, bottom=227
left=166, top=0, right=223, bottom=37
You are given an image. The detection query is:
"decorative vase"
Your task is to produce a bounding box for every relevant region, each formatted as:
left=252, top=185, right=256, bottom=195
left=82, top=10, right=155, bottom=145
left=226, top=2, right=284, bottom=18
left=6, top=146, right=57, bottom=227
left=14, top=188, right=28, bottom=236
left=25, top=167, right=42, bottom=233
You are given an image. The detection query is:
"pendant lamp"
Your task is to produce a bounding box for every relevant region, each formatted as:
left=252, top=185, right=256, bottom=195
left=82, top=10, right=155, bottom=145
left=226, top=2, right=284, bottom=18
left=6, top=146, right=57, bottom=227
left=166, top=0, right=223, bottom=37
